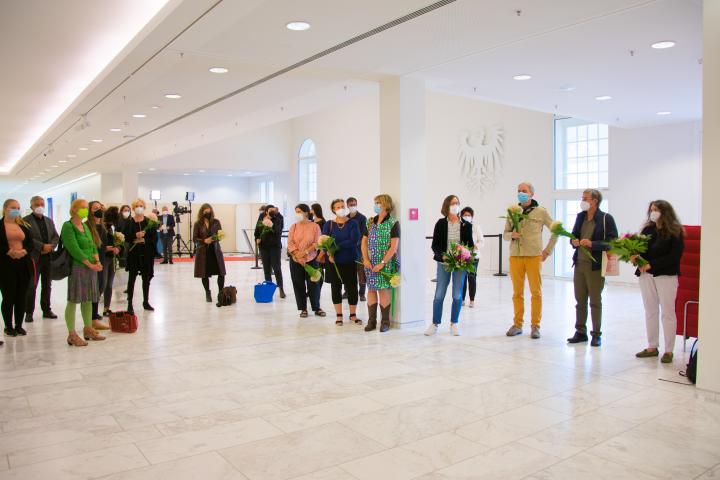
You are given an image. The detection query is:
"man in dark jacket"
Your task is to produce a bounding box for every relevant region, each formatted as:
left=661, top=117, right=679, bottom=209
left=23, top=196, right=60, bottom=322
left=254, top=205, right=285, bottom=298
left=159, top=206, right=176, bottom=264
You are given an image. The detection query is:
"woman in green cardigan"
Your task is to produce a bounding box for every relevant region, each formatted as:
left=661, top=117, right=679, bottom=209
left=61, top=199, right=106, bottom=346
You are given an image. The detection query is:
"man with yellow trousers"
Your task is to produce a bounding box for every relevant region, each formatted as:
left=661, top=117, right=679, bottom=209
left=503, top=182, right=557, bottom=339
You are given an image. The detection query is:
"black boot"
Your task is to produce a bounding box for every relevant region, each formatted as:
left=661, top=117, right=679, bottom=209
left=143, top=282, right=153, bottom=310
left=567, top=332, right=588, bottom=343
left=127, top=302, right=134, bottom=314
left=279, top=287, right=286, bottom=299
left=364, top=304, right=378, bottom=332
left=205, top=290, right=212, bottom=303
left=379, top=305, right=391, bottom=332
left=590, top=333, right=602, bottom=347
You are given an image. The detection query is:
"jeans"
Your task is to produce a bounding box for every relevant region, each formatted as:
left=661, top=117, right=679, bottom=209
left=432, top=262, right=466, bottom=324
left=162, top=235, right=174, bottom=262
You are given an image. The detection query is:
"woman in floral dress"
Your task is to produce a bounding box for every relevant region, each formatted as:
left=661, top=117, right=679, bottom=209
left=361, top=194, right=400, bottom=332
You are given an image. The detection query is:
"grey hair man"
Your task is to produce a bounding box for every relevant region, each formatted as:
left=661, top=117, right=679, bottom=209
left=23, top=196, right=60, bottom=321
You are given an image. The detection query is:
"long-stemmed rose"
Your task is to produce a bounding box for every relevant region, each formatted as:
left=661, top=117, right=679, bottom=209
left=550, top=221, right=596, bottom=263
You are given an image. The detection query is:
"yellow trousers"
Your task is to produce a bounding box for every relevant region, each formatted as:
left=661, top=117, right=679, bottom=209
left=509, top=256, right=543, bottom=328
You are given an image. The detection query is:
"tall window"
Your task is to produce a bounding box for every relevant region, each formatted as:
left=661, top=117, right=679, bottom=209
left=555, top=117, right=609, bottom=190
left=259, top=180, right=274, bottom=204
left=298, top=139, right=317, bottom=202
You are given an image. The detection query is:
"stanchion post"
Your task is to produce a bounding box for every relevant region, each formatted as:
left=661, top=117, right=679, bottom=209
left=493, top=233, right=507, bottom=277
left=251, top=242, right=262, bottom=270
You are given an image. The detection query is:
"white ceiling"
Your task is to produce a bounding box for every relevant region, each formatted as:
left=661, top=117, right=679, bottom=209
left=0, top=0, right=703, bottom=197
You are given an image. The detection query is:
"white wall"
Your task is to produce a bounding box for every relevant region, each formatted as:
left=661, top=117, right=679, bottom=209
left=137, top=174, right=250, bottom=206
left=32, top=174, right=102, bottom=225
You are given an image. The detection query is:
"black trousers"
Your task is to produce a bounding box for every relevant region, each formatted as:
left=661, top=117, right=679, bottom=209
left=26, top=256, right=51, bottom=315
left=328, top=262, right=358, bottom=305
left=202, top=275, right=225, bottom=292
left=162, top=235, right=174, bottom=261
left=462, top=259, right=479, bottom=302
left=289, top=260, right=321, bottom=311
left=260, top=247, right=284, bottom=288
left=2, top=259, right=30, bottom=329
left=127, top=270, right=151, bottom=304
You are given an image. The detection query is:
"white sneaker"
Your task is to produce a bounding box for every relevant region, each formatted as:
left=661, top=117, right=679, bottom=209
left=424, top=324, right=438, bottom=336
left=451, top=324, right=460, bottom=336
left=469, top=301, right=475, bottom=308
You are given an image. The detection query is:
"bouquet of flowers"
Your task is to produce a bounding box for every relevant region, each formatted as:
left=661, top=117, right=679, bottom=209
left=129, top=215, right=159, bottom=251
left=212, top=230, right=225, bottom=242
left=318, top=235, right=341, bottom=278
left=609, top=233, right=650, bottom=267
left=257, top=220, right=273, bottom=237
left=500, top=204, right=528, bottom=248
left=549, top=221, right=596, bottom=263
left=303, top=263, right=323, bottom=283
left=112, top=231, right=125, bottom=272
left=442, top=243, right=477, bottom=273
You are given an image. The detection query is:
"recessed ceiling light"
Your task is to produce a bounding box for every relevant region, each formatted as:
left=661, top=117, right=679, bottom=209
left=183, top=173, right=190, bottom=176
left=78, top=147, right=89, bottom=151
left=67, top=154, right=76, bottom=158
left=559, top=85, right=576, bottom=92
left=595, top=95, right=612, bottom=101
left=92, top=139, right=103, bottom=143
left=656, top=111, right=672, bottom=115
left=109, top=128, right=122, bottom=132
left=198, top=169, right=205, bottom=173
left=58, top=160, right=68, bottom=163
left=164, top=94, right=182, bottom=99
left=50, top=165, right=59, bottom=168
left=245, top=171, right=252, bottom=174
left=148, top=167, right=156, bottom=171
left=227, top=174, right=233, bottom=177
left=209, top=67, right=228, bottom=74
left=286, top=21, right=310, bottom=31
left=137, top=171, right=143, bottom=174
left=513, top=74, right=532, bottom=81
left=651, top=41, right=676, bottom=49
left=132, top=114, right=146, bottom=118
left=151, top=105, right=161, bottom=109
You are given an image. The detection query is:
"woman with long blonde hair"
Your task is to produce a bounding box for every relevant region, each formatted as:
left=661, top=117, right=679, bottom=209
left=1, top=199, right=35, bottom=341
left=60, top=199, right=105, bottom=346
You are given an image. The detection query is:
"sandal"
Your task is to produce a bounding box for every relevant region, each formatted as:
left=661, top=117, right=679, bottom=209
left=83, top=327, right=106, bottom=341
left=315, top=309, right=327, bottom=317
left=335, top=314, right=343, bottom=326
left=349, top=314, right=362, bottom=325
left=300, top=310, right=308, bottom=318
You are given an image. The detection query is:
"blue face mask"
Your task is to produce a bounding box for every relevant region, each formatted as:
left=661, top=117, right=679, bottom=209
left=8, top=208, right=21, bottom=219
left=373, top=204, right=382, bottom=215
left=518, top=192, right=530, bottom=204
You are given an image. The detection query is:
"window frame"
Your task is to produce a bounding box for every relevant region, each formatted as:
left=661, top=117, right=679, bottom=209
left=298, top=138, right=318, bottom=203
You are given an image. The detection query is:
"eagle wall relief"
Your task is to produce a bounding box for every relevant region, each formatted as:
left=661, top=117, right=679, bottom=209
left=457, top=125, right=505, bottom=194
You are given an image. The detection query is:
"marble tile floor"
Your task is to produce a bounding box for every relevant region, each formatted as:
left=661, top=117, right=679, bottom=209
left=0, top=261, right=718, bottom=480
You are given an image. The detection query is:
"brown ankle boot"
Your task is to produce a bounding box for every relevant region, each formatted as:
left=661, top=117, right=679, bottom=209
left=379, top=305, right=391, bottom=332
left=83, top=327, right=106, bottom=341
left=364, top=303, right=378, bottom=332
left=67, top=332, right=88, bottom=347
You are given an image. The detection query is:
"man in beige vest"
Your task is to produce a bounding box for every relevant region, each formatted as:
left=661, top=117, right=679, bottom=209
left=503, top=182, right=557, bottom=339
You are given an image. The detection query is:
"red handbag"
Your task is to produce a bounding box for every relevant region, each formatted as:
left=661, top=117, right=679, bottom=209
left=109, top=311, right=138, bottom=333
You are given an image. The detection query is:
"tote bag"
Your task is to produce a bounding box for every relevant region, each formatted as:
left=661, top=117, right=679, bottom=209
left=601, top=214, right=619, bottom=277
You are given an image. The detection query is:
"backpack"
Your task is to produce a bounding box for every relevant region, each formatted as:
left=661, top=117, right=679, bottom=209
left=680, top=339, right=698, bottom=384
left=217, top=286, right=237, bottom=307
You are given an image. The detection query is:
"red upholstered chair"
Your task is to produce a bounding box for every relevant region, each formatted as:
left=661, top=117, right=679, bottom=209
left=675, top=225, right=700, bottom=350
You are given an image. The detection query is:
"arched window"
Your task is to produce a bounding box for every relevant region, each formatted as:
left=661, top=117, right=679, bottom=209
left=298, top=138, right=317, bottom=202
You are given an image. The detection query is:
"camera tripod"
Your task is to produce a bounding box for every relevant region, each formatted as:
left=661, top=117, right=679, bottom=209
left=173, top=201, right=195, bottom=257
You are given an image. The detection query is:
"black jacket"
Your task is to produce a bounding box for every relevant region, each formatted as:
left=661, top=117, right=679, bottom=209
left=122, top=217, right=158, bottom=276
left=0, top=219, right=35, bottom=282
left=570, top=209, right=618, bottom=271
left=158, top=213, right=176, bottom=237
left=23, top=213, right=59, bottom=262
left=635, top=224, right=684, bottom=277
left=431, top=217, right=474, bottom=262
left=254, top=213, right=284, bottom=249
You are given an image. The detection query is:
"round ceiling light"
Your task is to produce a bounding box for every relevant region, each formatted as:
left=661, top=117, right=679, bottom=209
left=92, top=139, right=103, bottom=143
left=595, top=95, right=612, bottom=101
left=132, top=114, right=146, bottom=118
left=656, top=111, right=672, bottom=115
left=58, top=160, right=68, bottom=163
left=209, top=67, right=228, bottom=74
left=78, top=147, right=89, bottom=151
left=165, top=94, right=182, bottom=99
left=651, top=41, right=676, bottom=49
left=513, top=74, right=532, bottom=81
left=286, top=21, right=310, bottom=31
left=109, top=128, right=122, bottom=132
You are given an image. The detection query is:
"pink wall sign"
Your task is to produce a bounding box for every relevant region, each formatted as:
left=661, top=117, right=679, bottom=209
left=408, top=208, right=419, bottom=221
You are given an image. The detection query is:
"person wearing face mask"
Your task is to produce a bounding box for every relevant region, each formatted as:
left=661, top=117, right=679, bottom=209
left=345, top=197, right=368, bottom=302
left=321, top=199, right=362, bottom=325
left=427, top=195, right=475, bottom=336
left=87, top=201, right=111, bottom=329
left=122, top=198, right=158, bottom=313
left=567, top=189, right=618, bottom=347
left=287, top=203, right=325, bottom=318
left=361, top=194, right=399, bottom=332
left=102, top=206, right=121, bottom=317
left=459, top=207, right=485, bottom=308
left=503, top=182, right=558, bottom=339
left=60, top=199, right=105, bottom=346
left=634, top=200, right=685, bottom=364
left=193, top=203, right=227, bottom=304
left=159, top=206, right=176, bottom=265
left=1, top=199, right=35, bottom=341
left=254, top=204, right=286, bottom=299
left=23, top=196, right=59, bottom=323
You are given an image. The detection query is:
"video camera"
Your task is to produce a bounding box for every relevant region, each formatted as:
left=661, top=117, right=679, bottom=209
left=172, top=201, right=189, bottom=215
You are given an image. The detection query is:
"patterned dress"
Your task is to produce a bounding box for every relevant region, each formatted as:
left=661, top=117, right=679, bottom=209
left=365, top=215, right=399, bottom=290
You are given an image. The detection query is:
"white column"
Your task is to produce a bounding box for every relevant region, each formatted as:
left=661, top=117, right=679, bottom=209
left=100, top=173, right=123, bottom=203
left=698, top=0, right=720, bottom=394
left=379, top=77, right=426, bottom=328
left=122, top=171, right=138, bottom=204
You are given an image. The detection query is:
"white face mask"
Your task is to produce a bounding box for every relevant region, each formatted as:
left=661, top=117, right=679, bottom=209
left=462, top=216, right=473, bottom=223
left=134, top=207, right=144, bottom=215
left=449, top=205, right=461, bottom=216
left=33, top=206, right=45, bottom=216
left=296, top=212, right=306, bottom=221
left=335, top=208, right=348, bottom=218
left=122, top=211, right=130, bottom=219
left=580, top=201, right=591, bottom=212
left=348, top=206, right=357, bottom=214
left=649, top=211, right=661, bottom=223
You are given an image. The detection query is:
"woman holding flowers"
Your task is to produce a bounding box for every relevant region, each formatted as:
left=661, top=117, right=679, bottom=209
left=320, top=199, right=362, bottom=326
left=123, top=198, right=158, bottom=313
left=61, top=199, right=105, bottom=346
left=634, top=200, right=685, bottom=364
left=361, top=194, right=400, bottom=333
left=427, top=195, right=475, bottom=336
left=565, top=189, right=617, bottom=347
left=288, top=203, right=326, bottom=318
left=88, top=201, right=111, bottom=329
left=193, top=203, right=227, bottom=304
left=101, top=206, right=122, bottom=317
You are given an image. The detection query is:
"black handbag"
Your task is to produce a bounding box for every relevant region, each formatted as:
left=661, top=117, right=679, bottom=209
left=50, top=239, right=71, bottom=280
